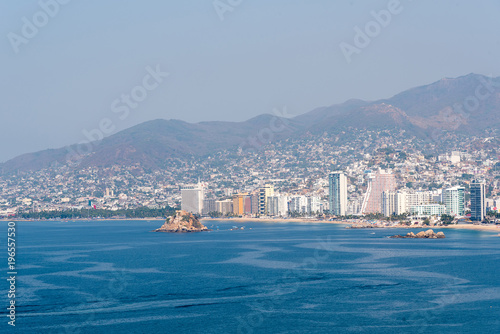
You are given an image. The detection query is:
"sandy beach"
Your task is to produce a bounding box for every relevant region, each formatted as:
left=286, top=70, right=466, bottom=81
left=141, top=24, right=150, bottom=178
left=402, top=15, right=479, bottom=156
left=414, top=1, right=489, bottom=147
left=201, top=217, right=327, bottom=224
left=441, top=224, right=500, bottom=232
left=201, top=217, right=500, bottom=234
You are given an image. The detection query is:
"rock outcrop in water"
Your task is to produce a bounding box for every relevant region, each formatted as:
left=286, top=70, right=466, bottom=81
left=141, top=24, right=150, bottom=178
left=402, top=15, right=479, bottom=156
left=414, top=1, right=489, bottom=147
left=390, top=229, right=445, bottom=239
left=154, top=210, right=209, bottom=233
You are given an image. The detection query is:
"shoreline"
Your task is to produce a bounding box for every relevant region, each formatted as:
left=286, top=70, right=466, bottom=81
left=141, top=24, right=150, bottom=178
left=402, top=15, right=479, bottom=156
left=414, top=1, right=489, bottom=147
left=202, top=218, right=500, bottom=233
left=201, top=217, right=328, bottom=223
left=440, top=224, right=500, bottom=232
left=2, top=217, right=499, bottom=234
left=0, top=218, right=165, bottom=222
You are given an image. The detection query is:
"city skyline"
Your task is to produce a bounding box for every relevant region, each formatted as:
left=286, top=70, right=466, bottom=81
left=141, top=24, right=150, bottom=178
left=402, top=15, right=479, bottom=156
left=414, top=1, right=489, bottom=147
left=3, top=2, right=500, bottom=333
left=4, top=129, right=500, bottom=222
left=174, top=166, right=491, bottom=222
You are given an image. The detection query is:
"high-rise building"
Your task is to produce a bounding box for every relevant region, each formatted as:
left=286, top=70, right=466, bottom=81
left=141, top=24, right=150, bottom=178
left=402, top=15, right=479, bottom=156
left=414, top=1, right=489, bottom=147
left=216, top=199, right=233, bottom=215
left=266, top=195, right=289, bottom=216
left=267, top=196, right=279, bottom=216
left=307, top=196, right=322, bottom=215
left=406, top=191, right=433, bottom=208
left=181, top=183, right=204, bottom=214
left=329, top=172, right=348, bottom=216
left=289, top=195, right=307, bottom=214
left=470, top=181, right=486, bottom=222
left=397, top=192, right=408, bottom=215
left=251, top=192, right=259, bottom=214
left=382, top=191, right=398, bottom=216
left=409, top=204, right=447, bottom=217
left=258, top=184, right=274, bottom=215
left=232, top=193, right=248, bottom=216
left=347, top=198, right=362, bottom=215
left=382, top=190, right=436, bottom=217
left=361, top=170, right=396, bottom=214
left=444, top=186, right=465, bottom=216
left=244, top=195, right=252, bottom=214
left=202, top=199, right=216, bottom=215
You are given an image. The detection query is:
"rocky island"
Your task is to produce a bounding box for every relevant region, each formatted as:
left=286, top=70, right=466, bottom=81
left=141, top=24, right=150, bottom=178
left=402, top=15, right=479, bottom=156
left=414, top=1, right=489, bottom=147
left=390, top=229, right=445, bottom=239
left=154, top=210, right=210, bottom=233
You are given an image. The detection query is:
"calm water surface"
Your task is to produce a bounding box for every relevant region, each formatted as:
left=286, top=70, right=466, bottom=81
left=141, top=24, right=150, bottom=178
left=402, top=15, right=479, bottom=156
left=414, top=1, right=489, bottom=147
left=1, top=220, right=500, bottom=334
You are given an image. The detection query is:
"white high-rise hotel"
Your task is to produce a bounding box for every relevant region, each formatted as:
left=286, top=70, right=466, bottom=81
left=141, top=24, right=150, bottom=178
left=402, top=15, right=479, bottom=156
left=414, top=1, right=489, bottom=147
left=181, top=183, right=204, bottom=214
left=444, top=186, right=465, bottom=216
left=382, top=190, right=438, bottom=216
left=381, top=191, right=407, bottom=216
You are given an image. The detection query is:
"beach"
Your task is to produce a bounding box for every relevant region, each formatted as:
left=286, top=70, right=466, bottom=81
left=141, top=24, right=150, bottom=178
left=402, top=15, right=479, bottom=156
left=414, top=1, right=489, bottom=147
left=441, top=223, right=500, bottom=232
left=3, top=217, right=499, bottom=234
left=201, top=217, right=500, bottom=233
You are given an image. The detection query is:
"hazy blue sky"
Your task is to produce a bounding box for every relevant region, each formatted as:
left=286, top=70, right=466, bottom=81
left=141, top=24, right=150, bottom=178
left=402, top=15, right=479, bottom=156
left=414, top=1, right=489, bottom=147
left=1, top=0, right=499, bottom=162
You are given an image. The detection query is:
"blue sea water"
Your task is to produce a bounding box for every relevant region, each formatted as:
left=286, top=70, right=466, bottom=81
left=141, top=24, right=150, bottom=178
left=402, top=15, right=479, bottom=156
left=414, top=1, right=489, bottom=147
left=1, top=220, right=500, bottom=334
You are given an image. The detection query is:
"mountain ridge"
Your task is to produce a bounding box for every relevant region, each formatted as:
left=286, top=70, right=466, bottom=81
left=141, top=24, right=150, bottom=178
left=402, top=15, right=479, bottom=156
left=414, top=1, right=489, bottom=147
left=2, top=73, right=499, bottom=173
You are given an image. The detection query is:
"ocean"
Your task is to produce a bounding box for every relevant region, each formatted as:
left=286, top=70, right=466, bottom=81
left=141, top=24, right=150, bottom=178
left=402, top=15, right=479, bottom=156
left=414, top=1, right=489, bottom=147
left=1, top=220, right=500, bottom=334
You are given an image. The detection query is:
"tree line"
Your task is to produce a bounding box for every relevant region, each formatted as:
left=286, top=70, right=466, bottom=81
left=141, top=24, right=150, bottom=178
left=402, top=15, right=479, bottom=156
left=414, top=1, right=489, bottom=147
left=16, top=206, right=179, bottom=219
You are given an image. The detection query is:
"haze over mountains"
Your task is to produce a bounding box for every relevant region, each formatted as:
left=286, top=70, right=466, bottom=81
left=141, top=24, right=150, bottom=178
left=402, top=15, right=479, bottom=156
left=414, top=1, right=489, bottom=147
left=2, top=73, right=499, bottom=174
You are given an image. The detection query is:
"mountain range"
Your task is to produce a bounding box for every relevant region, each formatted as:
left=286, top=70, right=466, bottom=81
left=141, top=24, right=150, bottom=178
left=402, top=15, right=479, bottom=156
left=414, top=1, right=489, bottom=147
left=2, top=73, right=499, bottom=174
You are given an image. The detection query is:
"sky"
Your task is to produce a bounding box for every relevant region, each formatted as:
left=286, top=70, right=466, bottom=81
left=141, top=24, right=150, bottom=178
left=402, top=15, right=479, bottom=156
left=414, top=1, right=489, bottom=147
left=1, top=0, right=500, bottom=162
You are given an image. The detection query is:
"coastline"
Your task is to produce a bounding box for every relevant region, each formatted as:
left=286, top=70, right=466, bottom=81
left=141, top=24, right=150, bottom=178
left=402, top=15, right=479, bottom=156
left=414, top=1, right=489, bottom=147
left=2, top=217, right=499, bottom=234
left=440, top=224, right=500, bottom=232
left=0, top=218, right=166, bottom=222
left=201, top=217, right=330, bottom=224
left=202, top=218, right=500, bottom=233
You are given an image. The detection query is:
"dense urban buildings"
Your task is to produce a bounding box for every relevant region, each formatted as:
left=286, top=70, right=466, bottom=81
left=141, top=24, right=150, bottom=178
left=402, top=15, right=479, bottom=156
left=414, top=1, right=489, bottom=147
left=1, top=130, right=499, bottom=223
left=382, top=190, right=440, bottom=217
